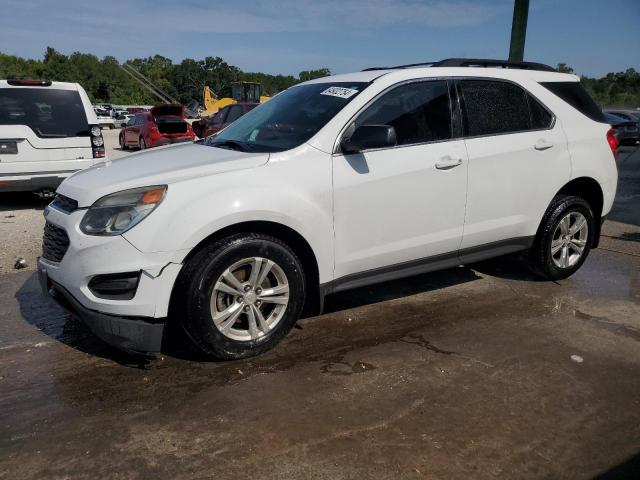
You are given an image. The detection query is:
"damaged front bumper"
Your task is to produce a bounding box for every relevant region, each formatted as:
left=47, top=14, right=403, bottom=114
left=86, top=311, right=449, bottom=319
left=38, top=205, right=187, bottom=354
left=39, top=267, right=165, bottom=354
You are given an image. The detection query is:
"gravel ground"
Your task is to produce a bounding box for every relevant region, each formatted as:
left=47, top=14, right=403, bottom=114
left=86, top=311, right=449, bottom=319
left=0, top=128, right=128, bottom=274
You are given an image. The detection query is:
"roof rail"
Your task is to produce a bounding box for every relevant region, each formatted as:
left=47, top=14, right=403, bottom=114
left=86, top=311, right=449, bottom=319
left=432, top=58, right=556, bottom=71
left=362, top=58, right=555, bottom=72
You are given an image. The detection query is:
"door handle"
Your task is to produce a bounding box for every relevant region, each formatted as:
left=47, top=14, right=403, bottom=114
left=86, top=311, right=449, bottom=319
left=435, top=156, right=463, bottom=170
left=534, top=139, right=554, bottom=151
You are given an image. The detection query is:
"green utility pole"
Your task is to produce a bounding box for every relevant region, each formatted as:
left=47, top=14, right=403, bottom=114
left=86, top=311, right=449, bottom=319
left=508, top=0, right=530, bottom=62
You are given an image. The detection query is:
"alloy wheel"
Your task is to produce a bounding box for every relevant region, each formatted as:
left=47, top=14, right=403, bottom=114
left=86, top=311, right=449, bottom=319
left=210, top=257, right=290, bottom=341
left=551, top=212, right=588, bottom=269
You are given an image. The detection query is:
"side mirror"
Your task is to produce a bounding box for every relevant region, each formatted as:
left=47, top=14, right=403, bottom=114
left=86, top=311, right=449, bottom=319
left=340, top=125, right=397, bottom=154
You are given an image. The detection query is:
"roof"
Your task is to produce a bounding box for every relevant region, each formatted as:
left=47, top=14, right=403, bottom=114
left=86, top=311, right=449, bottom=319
left=298, top=58, right=579, bottom=87
left=0, top=80, right=80, bottom=90
left=300, top=67, right=578, bottom=87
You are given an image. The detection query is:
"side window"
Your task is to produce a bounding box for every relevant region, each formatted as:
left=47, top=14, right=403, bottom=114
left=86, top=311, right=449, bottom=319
left=226, top=105, right=243, bottom=123
left=527, top=94, right=553, bottom=129
left=460, top=80, right=530, bottom=136
left=355, top=80, right=452, bottom=146
left=213, top=107, right=228, bottom=125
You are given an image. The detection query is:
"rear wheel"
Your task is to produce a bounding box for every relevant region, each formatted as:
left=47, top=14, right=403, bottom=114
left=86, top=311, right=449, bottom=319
left=529, top=195, right=595, bottom=280
left=176, top=233, right=306, bottom=360
left=119, top=132, right=127, bottom=150
left=139, top=136, right=146, bottom=150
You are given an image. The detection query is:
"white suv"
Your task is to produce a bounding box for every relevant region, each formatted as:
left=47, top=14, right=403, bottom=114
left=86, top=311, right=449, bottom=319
left=38, top=59, right=618, bottom=359
left=0, top=80, right=105, bottom=195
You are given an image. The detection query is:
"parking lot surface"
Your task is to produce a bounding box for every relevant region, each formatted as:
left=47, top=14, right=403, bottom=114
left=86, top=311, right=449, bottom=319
left=0, top=145, right=639, bottom=479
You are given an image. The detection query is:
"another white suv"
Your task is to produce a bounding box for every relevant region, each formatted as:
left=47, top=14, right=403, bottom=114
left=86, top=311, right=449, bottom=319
left=0, top=80, right=105, bottom=195
left=38, top=59, right=618, bottom=359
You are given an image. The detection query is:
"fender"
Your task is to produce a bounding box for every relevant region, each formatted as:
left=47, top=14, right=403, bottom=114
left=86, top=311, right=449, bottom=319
left=123, top=146, right=335, bottom=283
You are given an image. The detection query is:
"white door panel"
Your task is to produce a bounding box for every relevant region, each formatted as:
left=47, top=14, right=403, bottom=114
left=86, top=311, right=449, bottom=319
left=333, top=140, right=468, bottom=278
left=461, top=127, right=570, bottom=249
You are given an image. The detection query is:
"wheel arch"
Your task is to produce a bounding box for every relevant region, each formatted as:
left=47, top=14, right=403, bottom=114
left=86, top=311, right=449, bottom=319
left=555, top=176, right=604, bottom=247
left=171, top=220, right=322, bottom=317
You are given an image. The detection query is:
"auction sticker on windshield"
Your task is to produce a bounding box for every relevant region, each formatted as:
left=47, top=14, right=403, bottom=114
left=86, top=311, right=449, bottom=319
left=320, top=87, right=359, bottom=99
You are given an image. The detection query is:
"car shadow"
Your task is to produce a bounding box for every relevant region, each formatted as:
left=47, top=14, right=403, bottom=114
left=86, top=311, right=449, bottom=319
left=16, top=254, right=535, bottom=366
left=0, top=192, right=48, bottom=212
left=16, top=272, right=155, bottom=368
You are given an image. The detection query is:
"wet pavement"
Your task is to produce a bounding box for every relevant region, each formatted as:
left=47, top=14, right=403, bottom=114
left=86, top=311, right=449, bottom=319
left=1, top=146, right=639, bottom=480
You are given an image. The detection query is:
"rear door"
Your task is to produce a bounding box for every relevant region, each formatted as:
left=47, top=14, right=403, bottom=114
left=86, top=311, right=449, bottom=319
left=0, top=86, right=93, bottom=174
left=458, top=79, right=570, bottom=256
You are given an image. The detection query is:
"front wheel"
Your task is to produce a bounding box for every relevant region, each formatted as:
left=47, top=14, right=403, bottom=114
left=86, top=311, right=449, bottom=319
left=529, top=195, right=595, bottom=280
left=175, top=233, right=306, bottom=360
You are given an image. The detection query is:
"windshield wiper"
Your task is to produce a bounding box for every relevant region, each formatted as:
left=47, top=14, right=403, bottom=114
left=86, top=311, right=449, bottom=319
left=209, top=139, right=251, bottom=152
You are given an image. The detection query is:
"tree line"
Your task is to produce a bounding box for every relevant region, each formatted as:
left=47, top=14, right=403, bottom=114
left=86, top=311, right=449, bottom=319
left=0, top=48, right=638, bottom=108
left=0, top=47, right=331, bottom=105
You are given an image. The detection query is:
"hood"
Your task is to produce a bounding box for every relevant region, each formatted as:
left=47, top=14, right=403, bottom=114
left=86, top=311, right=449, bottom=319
left=151, top=104, right=184, bottom=117
left=58, top=143, right=269, bottom=206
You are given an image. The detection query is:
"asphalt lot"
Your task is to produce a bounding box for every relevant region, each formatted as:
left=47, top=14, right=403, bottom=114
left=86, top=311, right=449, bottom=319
left=0, top=143, right=639, bottom=479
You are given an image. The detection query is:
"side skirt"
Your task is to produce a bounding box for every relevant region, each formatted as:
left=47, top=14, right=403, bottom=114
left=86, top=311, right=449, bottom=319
left=319, top=236, right=534, bottom=302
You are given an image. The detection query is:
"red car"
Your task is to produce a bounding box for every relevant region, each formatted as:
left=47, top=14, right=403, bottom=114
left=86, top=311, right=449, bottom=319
left=119, top=104, right=195, bottom=150
left=193, top=103, right=258, bottom=139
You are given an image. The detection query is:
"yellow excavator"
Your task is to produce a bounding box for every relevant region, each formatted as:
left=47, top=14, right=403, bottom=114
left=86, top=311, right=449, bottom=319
left=201, top=81, right=270, bottom=117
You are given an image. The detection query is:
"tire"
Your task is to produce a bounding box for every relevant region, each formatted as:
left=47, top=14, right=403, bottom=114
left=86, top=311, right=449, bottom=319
left=175, top=233, right=306, bottom=360
left=119, top=133, right=127, bottom=150
left=529, top=195, right=595, bottom=280
left=139, top=137, right=146, bottom=150
left=109, top=124, right=115, bottom=130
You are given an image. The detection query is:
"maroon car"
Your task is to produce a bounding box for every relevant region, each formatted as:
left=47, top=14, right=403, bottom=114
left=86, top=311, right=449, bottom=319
left=193, top=103, right=258, bottom=139
left=119, top=104, right=195, bottom=150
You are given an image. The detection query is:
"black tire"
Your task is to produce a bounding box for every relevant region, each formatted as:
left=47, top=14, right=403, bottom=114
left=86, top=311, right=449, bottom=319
left=139, top=137, right=146, bottom=150
left=175, top=233, right=306, bottom=360
left=529, top=195, right=595, bottom=280
left=119, top=133, right=127, bottom=150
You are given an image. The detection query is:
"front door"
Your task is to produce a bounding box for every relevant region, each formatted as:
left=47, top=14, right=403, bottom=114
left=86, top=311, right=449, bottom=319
left=333, top=80, right=468, bottom=280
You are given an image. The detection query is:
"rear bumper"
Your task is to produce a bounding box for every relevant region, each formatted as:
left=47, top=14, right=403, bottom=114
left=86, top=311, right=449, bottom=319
left=0, top=172, right=72, bottom=192
left=38, top=265, right=165, bottom=355
left=151, top=136, right=194, bottom=147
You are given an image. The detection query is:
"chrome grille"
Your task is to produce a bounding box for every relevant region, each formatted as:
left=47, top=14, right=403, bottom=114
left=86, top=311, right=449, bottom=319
left=42, top=222, right=70, bottom=263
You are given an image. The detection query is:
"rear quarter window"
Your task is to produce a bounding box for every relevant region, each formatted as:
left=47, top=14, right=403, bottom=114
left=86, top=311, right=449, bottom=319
left=540, top=81, right=606, bottom=123
left=0, top=88, right=89, bottom=138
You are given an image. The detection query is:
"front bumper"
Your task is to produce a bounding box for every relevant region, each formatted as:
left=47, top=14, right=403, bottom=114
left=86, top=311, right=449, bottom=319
left=39, top=266, right=165, bottom=354
left=38, top=205, right=189, bottom=354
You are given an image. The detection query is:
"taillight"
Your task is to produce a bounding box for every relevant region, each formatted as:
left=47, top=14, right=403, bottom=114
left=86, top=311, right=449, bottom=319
left=89, top=124, right=105, bottom=159
left=606, top=128, right=618, bottom=161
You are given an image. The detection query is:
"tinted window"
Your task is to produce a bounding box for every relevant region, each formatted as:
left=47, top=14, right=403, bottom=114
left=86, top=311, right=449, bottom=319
left=355, top=81, right=451, bottom=145
left=226, top=105, right=243, bottom=123
left=527, top=94, right=553, bottom=129
left=208, top=82, right=367, bottom=153
left=460, top=80, right=530, bottom=136
left=212, top=108, right=228, bottom=125
left=540, top=81, right=606, bottom=123
left=0, top=88, right=89, bottom=138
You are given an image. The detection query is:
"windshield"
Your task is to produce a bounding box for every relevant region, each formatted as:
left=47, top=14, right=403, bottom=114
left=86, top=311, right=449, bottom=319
left=205, top=82, right=368, bottom=153
left=0, top=88, right=89, bottom=137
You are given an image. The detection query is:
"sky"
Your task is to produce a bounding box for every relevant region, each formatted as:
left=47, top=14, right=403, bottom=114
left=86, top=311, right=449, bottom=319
left=0, top=0, right=638, bottom=78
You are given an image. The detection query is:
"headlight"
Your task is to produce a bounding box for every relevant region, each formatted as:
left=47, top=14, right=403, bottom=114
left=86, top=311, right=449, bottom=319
left=80, top=186, right=167, bottom=236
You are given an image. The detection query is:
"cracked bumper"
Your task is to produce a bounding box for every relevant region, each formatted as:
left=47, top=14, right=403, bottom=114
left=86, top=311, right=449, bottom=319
left=39, top=268, right=165, bottom=354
